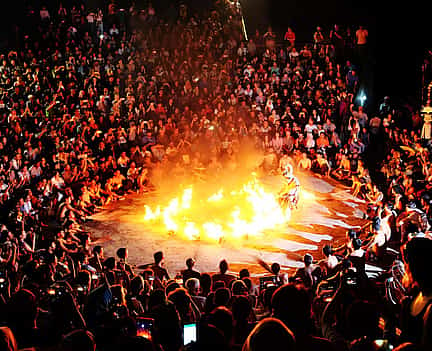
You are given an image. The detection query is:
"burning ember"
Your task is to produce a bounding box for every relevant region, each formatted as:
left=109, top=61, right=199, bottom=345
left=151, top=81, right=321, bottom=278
left=143, top=176, right=294, bottom=242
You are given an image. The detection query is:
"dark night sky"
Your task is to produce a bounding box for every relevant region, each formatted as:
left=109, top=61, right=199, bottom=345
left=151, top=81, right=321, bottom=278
left=1, top=0, right=429, bottom=110
left=242, top=0, right=430, bottom=110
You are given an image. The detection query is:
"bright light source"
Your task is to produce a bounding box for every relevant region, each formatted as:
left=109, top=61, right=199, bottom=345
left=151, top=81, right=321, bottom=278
left=356, top=90, right=367, bottom=107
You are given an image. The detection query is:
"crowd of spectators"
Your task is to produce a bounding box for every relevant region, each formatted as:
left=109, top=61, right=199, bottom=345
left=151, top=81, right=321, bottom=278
left=0, top=1, right=432, bottom=351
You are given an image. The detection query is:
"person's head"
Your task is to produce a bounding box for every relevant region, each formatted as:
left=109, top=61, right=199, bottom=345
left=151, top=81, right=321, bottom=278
left=147, top=289, right=167, bottom=311
left=271, top=283, right=311, bottom=334
left=116, top=247, right=128, bottom=261
left=239, top=268, right=250, bottom=279
left=352, top=238, right=363, bottom=251
left=196, top=324, right=230, bottom=351
left=347, top=229, right=357, bottom=240
left=232, top=295, right=252, bottom=323
left=130, top=275, right=144, bottom=296
left=186, top=258, right=195, bottom=270
left=200, top=273, right=212, bottom=295
left=345, top=300, right=380, bottom=340
left=271, top=263, right=281, bottom=275
left=403, top=238, right=432, bottom=294
left=219, top=259, right=228, bottom=274
left=323, top=244, right=332, bottom=257
left=61, top=329, right=96, bottom=351
left=185, top=278, right=200, bottom=296
left=242, top=318, right=295, bottom=351
left=0, top=327, right=17, bottom=351
left=372, top=216, right=381, bottom=231
left=7, top=289, right=38, bottom=328
left=214, top=287, right=231, bottom=307
left=93, top=245, right=103, bottom=257
left=232, top=280, right=248, bottom=296
left=168, top=288, right=193, bottom=321
left=304, top=253, right=313, bottom=267
left=154, top=251, right=164, bottom=265
left=103, top=257, right=116, bottom=271
left=208, top=306, right=234, bottom=343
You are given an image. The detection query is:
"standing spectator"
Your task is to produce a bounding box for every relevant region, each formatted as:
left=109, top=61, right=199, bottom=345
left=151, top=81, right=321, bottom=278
left=284, top=27, right=296, bottom=49
left=356, top=25, right=369, bottom=61
left=421, top=117, right=432, bottom=141
left=263, top=26, right=276, bottom=50
left=181, top=258, right=201, bottom=284
left=151, top=251, right=170, bottom=289
left=313, top=26, right=325, bottom=49
left=212, top=259, right=236, bottom=288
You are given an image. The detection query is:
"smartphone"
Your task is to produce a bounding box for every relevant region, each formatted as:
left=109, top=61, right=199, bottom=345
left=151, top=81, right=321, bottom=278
left=136, top=317, right=154, bottom=340
left=183, top=323, right=197, bottom=345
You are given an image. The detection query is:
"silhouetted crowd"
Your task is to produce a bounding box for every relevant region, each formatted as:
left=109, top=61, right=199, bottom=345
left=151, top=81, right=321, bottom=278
left=1, top=1, right=432, bottom=351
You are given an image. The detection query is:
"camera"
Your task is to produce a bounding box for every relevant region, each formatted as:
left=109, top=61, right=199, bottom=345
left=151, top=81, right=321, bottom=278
left=259, top=276, right=278, bottom=290
left=342, top=268, right=358, bottom=286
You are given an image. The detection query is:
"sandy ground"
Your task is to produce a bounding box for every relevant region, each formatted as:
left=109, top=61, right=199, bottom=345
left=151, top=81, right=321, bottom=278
left=85, top=173, right=367, bottom=277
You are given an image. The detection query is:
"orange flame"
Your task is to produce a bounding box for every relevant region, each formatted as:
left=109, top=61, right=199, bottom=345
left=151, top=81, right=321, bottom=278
left=143, top=177, right=294, bottom=242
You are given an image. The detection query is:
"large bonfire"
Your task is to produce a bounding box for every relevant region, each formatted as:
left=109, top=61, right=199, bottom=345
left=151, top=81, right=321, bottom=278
left=143, top=174, right=293, bottom=242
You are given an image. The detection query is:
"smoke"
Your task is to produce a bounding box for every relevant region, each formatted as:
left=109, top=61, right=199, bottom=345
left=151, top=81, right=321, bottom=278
left=150, top=136, right=268, bottom=200
left=143, top=136, right=288, bottom=241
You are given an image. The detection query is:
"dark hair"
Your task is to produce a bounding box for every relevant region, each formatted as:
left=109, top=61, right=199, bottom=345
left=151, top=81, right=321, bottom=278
left=196, top=324, right=229, bottom=351
left=352, top=238, right=362, bottom=250
left=347, top=229, right=357, bottom=239
left=345, top=300, right=380, bottom=340
left=243, top=318, right=295, bottom=351
left=239, top=268, right=250, bottom=279
left=61, top=329, right=96, bottom=351
left=214, top=287, right=231, bottom=307
left=130, top=275, right=144, bottom=296
left=103, top=257, right=116, bottom=270
left=7, top=289, right=38, bottom=327
left=219, top=259, right=228, bottom=274
left=403, top=238, right=432, bottom=294
left=271, top=263, right=280, bottom=275
left=232, top=280, right=247, bottom=295
left=304, top=254, right=313, bottom=266
left=323, top=244, right=332, bottom=257
left=208, top=306, right=234, bottom=343
left=186, top=258, right=195, bottom=269
left=232, top=295, right=252, bottom=323
left=271, top=283, right=312, bottom=334
left=213, top=280, right=226, bottom=291
left=116, top=247, right=127, bottom=260
left=93, top=245, right=102, bottom=255
left=242, top=277, right=252, bottom=291
left=154, top=251, right=163, bottom=264
left=200, top=273, right=212, bottom=295
left=165, top=281, right=180, bottom=296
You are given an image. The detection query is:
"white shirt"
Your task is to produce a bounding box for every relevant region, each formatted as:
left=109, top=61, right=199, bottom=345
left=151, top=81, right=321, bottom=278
left=325, top=255, right=339, bottom=270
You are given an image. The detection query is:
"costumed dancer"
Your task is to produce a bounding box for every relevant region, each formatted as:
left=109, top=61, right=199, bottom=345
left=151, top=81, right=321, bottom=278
left=278, top=164, right=300, bottom=210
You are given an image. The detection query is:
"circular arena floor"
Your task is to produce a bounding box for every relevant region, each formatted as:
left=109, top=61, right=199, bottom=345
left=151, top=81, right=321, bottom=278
left=85, top=173, right=367, bottom=278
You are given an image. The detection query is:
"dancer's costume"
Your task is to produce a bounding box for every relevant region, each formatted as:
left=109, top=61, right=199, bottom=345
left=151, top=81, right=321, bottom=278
left=278, top=165, right=300, bottom=209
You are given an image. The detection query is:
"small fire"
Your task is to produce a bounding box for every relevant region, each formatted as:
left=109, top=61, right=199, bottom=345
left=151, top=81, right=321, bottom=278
left=143, top=177, right=294, bottom=242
